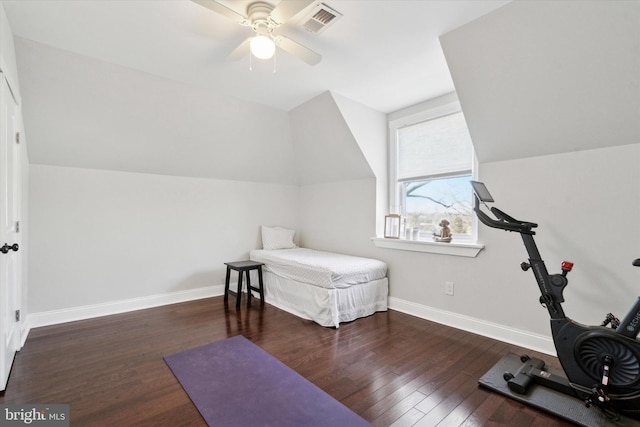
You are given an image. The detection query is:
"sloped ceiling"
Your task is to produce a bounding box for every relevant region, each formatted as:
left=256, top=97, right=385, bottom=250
left=289, top=92, right=374, bottom=185
left=440, top=0, right=640, bottom=163
left=332, top=92, right=387, bottom=181
left=4, top=0, right=512, bottom=185
left=17, top=39, right=297, bottom=184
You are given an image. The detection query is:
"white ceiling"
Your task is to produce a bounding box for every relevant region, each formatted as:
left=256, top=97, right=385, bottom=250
left=3, top=0, right=509, bottom=113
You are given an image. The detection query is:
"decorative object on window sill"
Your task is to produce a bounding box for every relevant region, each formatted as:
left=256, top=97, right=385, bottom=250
left=433, top=219, right=452, bottom=243
left=384, top=214, right=401, bottom=239
left=404, top=227, right=420, bottom=241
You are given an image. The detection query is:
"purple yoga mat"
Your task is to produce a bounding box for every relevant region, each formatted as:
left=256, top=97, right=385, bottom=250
left=164, top=335, right=373, bottom=427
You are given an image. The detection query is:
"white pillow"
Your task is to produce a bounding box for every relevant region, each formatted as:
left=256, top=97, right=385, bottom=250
left=261, top=226, right=297, bottom=250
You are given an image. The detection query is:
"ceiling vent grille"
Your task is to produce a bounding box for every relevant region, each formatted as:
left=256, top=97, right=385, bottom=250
left=299, top=3, right=342, bottom=34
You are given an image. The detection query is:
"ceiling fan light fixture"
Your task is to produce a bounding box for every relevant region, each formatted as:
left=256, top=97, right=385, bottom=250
left=250, top=35, right=276, bottom=59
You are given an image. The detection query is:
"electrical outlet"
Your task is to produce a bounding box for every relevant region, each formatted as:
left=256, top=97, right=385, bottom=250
left=445, top=281, right=454, bottom=296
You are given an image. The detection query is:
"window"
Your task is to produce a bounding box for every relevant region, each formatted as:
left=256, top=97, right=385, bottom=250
left=389, top=96, right=477, bottom=243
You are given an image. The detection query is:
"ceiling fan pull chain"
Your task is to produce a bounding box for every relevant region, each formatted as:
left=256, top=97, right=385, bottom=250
left=273, top=50, right=277, bottom=74
left=249, top=51, right=253, bottom=71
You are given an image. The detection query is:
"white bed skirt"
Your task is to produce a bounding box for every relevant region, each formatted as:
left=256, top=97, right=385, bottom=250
left=249, top=269, right=388, bottom=328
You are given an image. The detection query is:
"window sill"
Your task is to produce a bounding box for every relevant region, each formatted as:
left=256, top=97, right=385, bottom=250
left=371, top=237, right=484, bottom=258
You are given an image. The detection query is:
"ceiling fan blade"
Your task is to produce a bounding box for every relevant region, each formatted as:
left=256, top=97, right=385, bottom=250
left=191, top=0, right=248, bottom=24
left=274, top=35, right=322, bottom=66
left=270, top=0, right=315, bottom=25
left=227, top=38, right=252, bottom=61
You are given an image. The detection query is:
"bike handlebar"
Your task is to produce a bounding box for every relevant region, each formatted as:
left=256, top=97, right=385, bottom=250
left=473, top=198, right=538, bottom=234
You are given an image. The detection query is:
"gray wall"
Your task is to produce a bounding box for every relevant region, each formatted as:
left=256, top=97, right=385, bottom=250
left=291, top=105, right=640, bottom=352
left=29, top=164, right=299, bottom=314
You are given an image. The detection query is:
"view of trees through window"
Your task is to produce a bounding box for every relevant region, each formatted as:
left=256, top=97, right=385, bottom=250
left=402, top=175, right=473, bottom=237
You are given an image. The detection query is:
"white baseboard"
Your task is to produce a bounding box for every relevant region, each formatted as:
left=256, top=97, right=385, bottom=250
left=23, top=288, right=555, bottom=356
left=27, top=285, right=225, bottom=330
left=20, top=319, right=31, bottom=349
left=388, top=296, right=556, bottom=356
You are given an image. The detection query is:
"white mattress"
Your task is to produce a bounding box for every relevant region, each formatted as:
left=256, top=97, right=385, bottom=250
left=249, top=248, right=388, bottom=289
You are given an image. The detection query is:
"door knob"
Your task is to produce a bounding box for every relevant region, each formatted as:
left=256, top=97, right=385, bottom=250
left=0, top=243, right=18, bottom=254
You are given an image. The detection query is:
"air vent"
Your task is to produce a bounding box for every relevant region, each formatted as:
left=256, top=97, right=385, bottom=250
left=299, top=3, right=342, bottom=34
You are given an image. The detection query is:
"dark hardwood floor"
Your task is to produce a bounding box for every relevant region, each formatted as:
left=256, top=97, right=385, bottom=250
left=0, top=296, right=575, bottom=426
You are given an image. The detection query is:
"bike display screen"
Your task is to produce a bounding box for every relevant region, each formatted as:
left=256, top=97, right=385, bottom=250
left=471, top=181, right=494, bottom=203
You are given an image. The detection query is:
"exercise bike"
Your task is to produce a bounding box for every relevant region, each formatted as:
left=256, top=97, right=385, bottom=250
left=471, top=181, right=640, bottom=421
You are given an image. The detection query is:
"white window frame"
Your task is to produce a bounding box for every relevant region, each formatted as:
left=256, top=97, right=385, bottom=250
left=372, top=93, right=483, bottom=256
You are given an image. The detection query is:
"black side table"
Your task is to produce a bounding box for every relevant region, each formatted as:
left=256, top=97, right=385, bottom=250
left=224, top=260, right=265, bottom=309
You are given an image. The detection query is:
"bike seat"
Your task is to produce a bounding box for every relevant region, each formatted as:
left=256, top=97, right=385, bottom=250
left=634, top=258, right=640, bottom=267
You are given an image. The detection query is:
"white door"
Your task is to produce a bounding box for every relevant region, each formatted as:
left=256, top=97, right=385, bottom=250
left=0, top=73, right=21, bottom=391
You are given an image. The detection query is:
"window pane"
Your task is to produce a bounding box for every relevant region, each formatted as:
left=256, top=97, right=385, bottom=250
left=397, top=112, right=473, bottom=181
left=403, top=175, right=472, bottom=236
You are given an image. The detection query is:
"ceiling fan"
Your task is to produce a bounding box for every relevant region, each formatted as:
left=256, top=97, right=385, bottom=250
left=192, top=0, right=322, bottom=66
